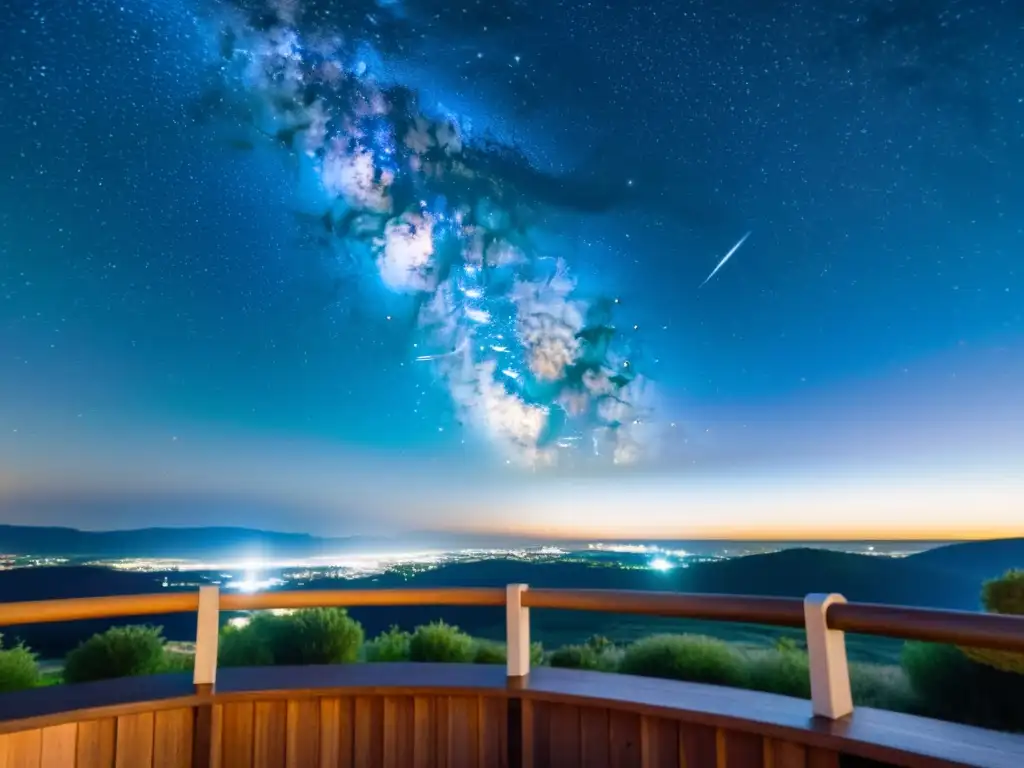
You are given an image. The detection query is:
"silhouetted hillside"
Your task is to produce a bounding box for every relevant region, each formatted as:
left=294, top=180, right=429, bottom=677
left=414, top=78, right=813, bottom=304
left=909, top=538, right=1024, bottom=582
left=0, top=525, right=384, bottom=559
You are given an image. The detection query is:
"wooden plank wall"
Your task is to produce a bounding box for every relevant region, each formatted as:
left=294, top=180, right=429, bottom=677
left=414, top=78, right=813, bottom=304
left=0, top=707, right=194, bottom=768
left=212, top=695, right=507, bottom=768
left=521, top=700, right=844, bottom=768
left=0, top=695, right=847, bottom=768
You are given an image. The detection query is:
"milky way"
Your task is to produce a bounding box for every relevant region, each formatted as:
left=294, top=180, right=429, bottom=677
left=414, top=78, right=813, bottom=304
left=203, top=0, right=659, bottom=468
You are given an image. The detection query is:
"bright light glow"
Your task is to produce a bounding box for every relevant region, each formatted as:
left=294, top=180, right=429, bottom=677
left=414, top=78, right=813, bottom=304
left=227, top=571, right=283, bottom=593
left=649, top=557, right=673, bottom=571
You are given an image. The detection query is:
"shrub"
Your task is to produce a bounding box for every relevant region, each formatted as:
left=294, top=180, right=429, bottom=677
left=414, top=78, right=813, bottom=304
left=365, top=627, right=412, bottom=662
left=0, top=637, right=40, bottom=692
left=219, top=609, right=363, bottom=667
left=64, top=625, right=167, bottom=684
left=219, top=618, right=276, bottom=667
left=619, top=635, right=746, bottom=687
left=982, top=570, right=1024, bottom=615
left=470, top=640, right=546, bottom=666
left=902, top=642, right=1024, bottom=731
left=160, top=652, right=195, bottom=674
left=746, top=648, right=810, bottom=699
left=408, top=621, right=475, bottom=663
left=472, top=640, right=507, bottom=665
left=549, top=644, right=607, bottom=671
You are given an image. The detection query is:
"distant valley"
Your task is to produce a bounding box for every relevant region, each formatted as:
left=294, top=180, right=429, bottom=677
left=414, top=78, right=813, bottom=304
left=0, top=528, right=1019, bottom=664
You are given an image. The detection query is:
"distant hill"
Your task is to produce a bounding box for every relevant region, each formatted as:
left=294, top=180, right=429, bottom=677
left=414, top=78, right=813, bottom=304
left=908, top=538, right=1024, bottom=582
left=0, top=524, right=394, bottom=559
left=0, top=546, right=986, bottom=661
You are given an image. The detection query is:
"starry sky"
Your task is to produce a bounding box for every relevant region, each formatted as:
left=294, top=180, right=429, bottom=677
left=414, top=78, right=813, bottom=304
left=0, top=0, right=1021, bottom=540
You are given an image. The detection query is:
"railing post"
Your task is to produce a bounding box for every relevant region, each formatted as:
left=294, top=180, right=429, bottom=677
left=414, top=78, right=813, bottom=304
left=193, top=585, right=220, bottom=691
left=804, top=593, right=853, bottom=720
left=506, top=584, right=530, bottom=679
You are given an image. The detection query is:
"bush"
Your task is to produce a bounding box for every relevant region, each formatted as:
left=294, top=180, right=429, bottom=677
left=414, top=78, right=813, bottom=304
left=408, top=622, right=475, bottom=663
left=746, top=648, right=810, bottom=699
left=619, top=635, right=746, bottom=687
left=982, top=570, right=1024, bottom=615
left=64, top=626, right=168, bottom=684
left=549, top=644, right=607, bottom=671
left=0, top=637, right=40, bottom=692
left=160, top=652, right=195, bottom=674
left=219, top=618, right=276, bottom=667
left=365, top=627, right=412, bottom=662
left=470, top=640, right=545, bottom=666
left=902, top=642, right=1024, bottom=731
left=220, top=609, right=363, bottom=667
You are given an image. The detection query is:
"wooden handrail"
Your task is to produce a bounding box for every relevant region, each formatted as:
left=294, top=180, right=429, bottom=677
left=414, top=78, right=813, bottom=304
left=219, top=586, right=506, bottom=612
left=0, top=587, right=1021, bottom=654
left=521, top=588, right=806, bottom=627
left=828, top=602, right=1024, bottom=652
left=0, top=592, right=200, bottom=626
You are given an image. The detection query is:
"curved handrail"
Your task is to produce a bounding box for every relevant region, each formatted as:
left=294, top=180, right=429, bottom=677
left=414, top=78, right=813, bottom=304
left=1, top=586, right=1022, bottom=651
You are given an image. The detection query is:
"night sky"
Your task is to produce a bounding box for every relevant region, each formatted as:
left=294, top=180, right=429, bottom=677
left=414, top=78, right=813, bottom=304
left=0, top=0, right=1021, bottom=539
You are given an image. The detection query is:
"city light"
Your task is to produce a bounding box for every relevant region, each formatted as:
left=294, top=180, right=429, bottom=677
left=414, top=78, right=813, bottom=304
left=649, top=557, right=673, bottom=571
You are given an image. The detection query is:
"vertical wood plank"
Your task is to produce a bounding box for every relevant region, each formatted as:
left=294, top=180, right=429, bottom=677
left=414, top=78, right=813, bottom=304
left=221, top=702, right=255, bottom=768
left=353, top=696, right=383, bottom=768
left=807, top=749, right=839, bottom=768
left=5, top=729, right=42, bottom=768
left=253, top=701, right=287, bottom=768
left=772, top=741, right=805, bottom=768
left=579, top=708, right=610, bottom=768
left=154, top=708, right=194, bottom=768
left=528, top=700, right=550, bottom=768
left=679, top=723, right=716, bottom=768
left=446, top=696, right=480, bottom=768
left=115, top=712, right=155, bottom=768
left=318, top=698, right=339, bottom=768
left=209, top=705, right=224, bottom=768
left=722, top=730, right=763, bottom=768
left=40, top=723, right=78, bottom=768
left=548, top=703, right=581, bottom=768
left=412, top=696, right=436, bottom=768
left=434, top=696, right=450, bottom=768
left=608, top=710, right=641, bottom=768
left=479, top=696, right=507, bottom=768
left=77, top=718, right=116, bottom=768
left=519, top=699, right=535, bottom=768
left=0, top=734, right=8, bottom=768
left=640, top=717, right=678, bottom=768
left=762, top=738, right=775, bottom=768
left=383, top=696, right=415, bottom=768
left=286, top=698, right=320, bottom=768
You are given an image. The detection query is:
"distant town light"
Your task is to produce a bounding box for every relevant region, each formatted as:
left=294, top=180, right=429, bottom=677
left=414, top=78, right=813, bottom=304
left=649, top=557, right=673, bottom=572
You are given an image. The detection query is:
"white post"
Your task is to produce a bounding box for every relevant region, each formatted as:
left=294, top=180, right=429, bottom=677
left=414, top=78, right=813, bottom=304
left=193, top=585, right=220, bottom=689
left=804, top=593, right=853, bottom=720
left=506, top=584, right=531, bottom=679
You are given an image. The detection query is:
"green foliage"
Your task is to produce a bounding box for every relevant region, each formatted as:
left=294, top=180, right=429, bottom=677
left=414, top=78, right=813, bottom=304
left=0, top=636, right=40, bottom=692
left=773, top=636, right=800, bottom=653
left=549, top=644, right=606, bottom=671
left=63, top=625, right=168, bottom=684
left=160, top=652, right=195, bottom=674
left=365, top=627, right=412, bottom=662
left=408, top=621, right=476, bottom=663
left=219, top=609, right=364, bottom=667
left=982, top=569, right=1024, bottom=615
left=619, top=635, right=746, bottom=687
left=219, top=618, right=276, bottom=667
left=902, top=642, right=1024, bottom=731
left=745, top=649, right=810, bottom=699
left=471, top=640, right=507, bottom=665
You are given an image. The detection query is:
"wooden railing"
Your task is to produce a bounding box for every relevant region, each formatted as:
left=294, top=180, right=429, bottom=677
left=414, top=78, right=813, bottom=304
left=0, top=585, right=1022, bottom=767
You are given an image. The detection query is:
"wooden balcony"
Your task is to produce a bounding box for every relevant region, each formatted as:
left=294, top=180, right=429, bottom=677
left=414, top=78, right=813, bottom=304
left=0, top=585, right=1022, bottom=767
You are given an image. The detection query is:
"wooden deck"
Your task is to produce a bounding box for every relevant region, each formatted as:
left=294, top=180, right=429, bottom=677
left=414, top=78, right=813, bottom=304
left=0, top=664, right=1021, bottom=768
left=0, top=585, right=1022, bottom=767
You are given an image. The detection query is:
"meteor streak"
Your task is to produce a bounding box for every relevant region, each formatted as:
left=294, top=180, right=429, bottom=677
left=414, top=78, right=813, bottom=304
left=699, top=231, right=751, bottom=288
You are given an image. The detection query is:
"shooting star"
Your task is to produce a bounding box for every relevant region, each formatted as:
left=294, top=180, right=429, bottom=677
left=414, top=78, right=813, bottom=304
left=699, top=231, right=751, bottom=288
